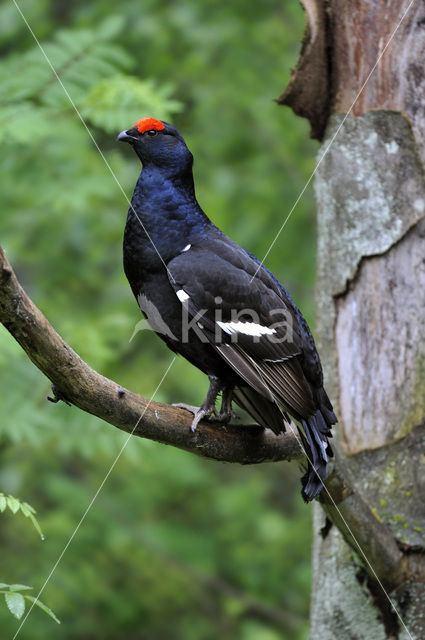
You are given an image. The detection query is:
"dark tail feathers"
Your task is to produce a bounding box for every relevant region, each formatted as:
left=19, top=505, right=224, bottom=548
left=234, top=385, right=337, bottom=502
left=299, top=396, right=337, bottom=502
left=232, top=386, right=288, bottom=435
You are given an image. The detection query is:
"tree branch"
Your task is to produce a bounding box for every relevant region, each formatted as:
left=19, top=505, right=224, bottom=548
left=1, top=245, right=422, bottom=590
left=0, top=246, right=301, bottom=465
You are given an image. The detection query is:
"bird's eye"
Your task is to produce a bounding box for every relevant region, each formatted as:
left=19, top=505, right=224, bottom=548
left=146, top=130, right=157, bottom=137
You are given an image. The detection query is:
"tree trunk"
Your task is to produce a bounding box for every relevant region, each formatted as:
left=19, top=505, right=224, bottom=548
left=313, top=112, right=425, bottom=640
left=280, top=2, right=425, bottom=638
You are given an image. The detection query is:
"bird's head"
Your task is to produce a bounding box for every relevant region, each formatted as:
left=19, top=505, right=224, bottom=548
left=117, top=117, right=193, bottom=174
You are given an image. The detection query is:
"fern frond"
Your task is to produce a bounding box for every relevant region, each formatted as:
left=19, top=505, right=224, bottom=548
left=1, top=20, right=132, bottom=107
left=0, top=19, right=182, bottom=141
left=81, top=75, right=182, bottom=133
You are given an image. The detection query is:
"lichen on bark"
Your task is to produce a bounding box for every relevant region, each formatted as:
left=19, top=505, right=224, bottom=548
left=311, top=111, right=425, bottom=639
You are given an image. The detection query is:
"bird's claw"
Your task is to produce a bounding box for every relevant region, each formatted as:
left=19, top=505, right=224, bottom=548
left=173, top=402, right=201, bottom=415
left=217, top=409, right=239, bottom=423
left=190, top=408, right=209, bottom=432
left=172, top=402, right=219, bottom=431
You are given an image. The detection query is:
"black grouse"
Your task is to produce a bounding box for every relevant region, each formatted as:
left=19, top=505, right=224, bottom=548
left=118, top=117, right=337, bottom=501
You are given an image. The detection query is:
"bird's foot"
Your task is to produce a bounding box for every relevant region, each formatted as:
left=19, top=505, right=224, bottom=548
left=173, top=402, right=219, bottom=432
left=189, top=406, right=216, bottom=432
left=174, top=376, right=235, bottom=432
left=173, top=402, right=239, bottom=430
left=216, top=408, right=239, bottom=424
left=216, top=387, right=238, bottom=424
left=173, top=402, right=202, bottom=415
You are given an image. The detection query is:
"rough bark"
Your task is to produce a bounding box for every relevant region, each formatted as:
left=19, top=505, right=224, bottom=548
left=280, top=1, right=425, bottom=638
left=276, top=0, right=330, bottom=139
left=1, top=244, right=418, bottom=599
left=2, top=1, right=425, bottom=634
left=314, top=112, right=425, bottom=640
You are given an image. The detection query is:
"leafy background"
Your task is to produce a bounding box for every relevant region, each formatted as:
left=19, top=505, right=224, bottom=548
left=0, top=1, right=318, bottom=638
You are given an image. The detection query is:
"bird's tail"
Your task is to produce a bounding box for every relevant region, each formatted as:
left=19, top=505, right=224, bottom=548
left=233, top=386, right=288, bottom=435
left=234, top=385, right=337, bottom=502
left=299, top=389, right=337, bottom=501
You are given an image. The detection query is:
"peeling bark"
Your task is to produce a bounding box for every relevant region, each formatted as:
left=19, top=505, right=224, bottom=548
left=332, top=0, right=425, bottom=165
left=336, top=220, right=425, bottom=452
left=315, top=112, right=425, bottom=454
left=316, top=112, right=425, bottom=300
left=277, top=0, right=330, bottom=139
left=2, top=241, right=419, bottom=602
left=280, top=0, right=425, bottom=146
left=279, top=1, right=425, bottom=638
left=313, top=112, right=425, bottom=640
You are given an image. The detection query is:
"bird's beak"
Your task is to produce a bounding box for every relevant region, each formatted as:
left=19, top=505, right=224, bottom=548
left=116, top=129, right=137, bottom=143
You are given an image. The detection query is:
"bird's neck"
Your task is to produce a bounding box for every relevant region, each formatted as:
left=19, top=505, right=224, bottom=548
left=124, top=165, right=212, bottom=269
left=135, top=163, right=197, bottom=204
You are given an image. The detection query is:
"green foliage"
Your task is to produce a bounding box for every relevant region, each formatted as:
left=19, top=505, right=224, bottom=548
left=0, top=16, right=181, bottom=143
left=0, top=1, right=318, bottom=638
left=0, top=584, right=60, bottom=624
left=82, top=75, right=182, bottom=133
left=0, top=493, right=59, bottom=625
left=0, top=491, right=44, bottom=538
left=5, top=590, right=26, bottom=620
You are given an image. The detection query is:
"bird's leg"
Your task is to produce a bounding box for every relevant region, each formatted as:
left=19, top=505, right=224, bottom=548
left=217, top=387, right=238, bottom=423
left=173, top=375, right=222, bottom=432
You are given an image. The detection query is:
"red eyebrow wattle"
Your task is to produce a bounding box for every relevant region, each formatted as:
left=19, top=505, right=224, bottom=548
left=133, top=117, right=165, bottom=134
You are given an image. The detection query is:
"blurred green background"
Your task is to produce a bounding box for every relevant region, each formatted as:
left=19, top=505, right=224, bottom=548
left=0, top=1, right=318, bottom=638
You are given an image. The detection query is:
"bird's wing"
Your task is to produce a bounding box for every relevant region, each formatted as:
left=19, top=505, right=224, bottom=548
left=167, top=237, right=316, bottom=419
